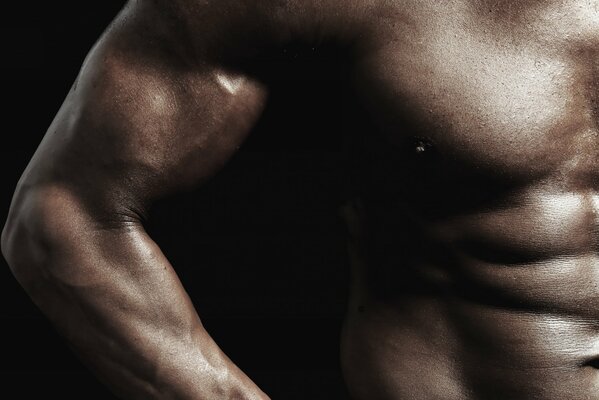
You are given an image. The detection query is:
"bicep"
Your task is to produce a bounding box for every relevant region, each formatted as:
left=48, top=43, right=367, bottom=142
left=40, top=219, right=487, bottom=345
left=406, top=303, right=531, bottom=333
left=21, top=3, right=267, bottom=221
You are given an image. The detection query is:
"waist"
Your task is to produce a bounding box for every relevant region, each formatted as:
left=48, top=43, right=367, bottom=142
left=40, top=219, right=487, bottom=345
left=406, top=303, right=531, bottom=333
left=342, top=227, right=599, bottom=399
left=341, top=288, right=599, bottom=400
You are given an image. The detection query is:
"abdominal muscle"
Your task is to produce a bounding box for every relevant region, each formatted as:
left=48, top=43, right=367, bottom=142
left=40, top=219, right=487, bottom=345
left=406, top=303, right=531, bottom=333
left=340, top=187, right=599, bottom=400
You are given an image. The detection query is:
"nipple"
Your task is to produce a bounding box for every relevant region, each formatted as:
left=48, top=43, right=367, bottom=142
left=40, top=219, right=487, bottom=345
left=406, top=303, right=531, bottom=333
left=412, top=137, right=434, bottom=155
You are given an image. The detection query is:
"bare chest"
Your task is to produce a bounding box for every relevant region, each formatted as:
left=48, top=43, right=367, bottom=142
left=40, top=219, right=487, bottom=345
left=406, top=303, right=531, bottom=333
left=357, top=0, right=599, bottom=190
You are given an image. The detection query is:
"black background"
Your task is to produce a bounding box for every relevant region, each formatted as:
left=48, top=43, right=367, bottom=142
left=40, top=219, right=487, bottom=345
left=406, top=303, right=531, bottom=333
left=0, top=2, right=369, bottom=399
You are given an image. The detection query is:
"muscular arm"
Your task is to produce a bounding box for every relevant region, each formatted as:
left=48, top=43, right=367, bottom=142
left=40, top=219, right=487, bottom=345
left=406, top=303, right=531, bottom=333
left=1, top=2, right=269, bottom=399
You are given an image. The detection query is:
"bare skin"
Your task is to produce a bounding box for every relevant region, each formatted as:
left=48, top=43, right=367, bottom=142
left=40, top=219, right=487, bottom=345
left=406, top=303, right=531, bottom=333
left=2, top=0, right=599, bottom=399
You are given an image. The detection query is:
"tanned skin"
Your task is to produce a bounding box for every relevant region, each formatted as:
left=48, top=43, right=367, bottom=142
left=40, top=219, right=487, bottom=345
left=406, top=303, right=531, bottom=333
left=2, top=0, right=599, bottom=399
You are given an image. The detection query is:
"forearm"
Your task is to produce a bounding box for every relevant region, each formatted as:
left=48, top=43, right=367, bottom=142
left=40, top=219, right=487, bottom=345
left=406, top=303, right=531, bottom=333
left=2, top=187, right=268, bottom=400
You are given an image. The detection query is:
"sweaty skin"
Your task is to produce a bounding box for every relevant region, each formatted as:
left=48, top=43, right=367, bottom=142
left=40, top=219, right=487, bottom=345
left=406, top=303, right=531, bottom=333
left=2, top=0, right=599, bottom=399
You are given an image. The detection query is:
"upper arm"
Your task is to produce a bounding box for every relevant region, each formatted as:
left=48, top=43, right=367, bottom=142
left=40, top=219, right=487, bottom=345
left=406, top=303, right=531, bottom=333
left=6, top=0, right=379, bottom=232
left=17, top=1, right=268, bottom=224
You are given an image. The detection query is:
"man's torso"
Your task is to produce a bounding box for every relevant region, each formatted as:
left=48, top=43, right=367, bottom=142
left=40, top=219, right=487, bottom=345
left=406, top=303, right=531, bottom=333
left=152, top=1, right=599, bottom=398
left=341, top=2, right=599, bottom=399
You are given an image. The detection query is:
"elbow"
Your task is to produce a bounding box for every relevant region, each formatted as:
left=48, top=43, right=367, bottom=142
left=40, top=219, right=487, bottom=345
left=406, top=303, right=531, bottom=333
left=1, top=189, right=44, bottom=282
left=1, top=215, right=13, bottom=267
left=2, top=190, right=28, bottom=274
left=1, top=218, right=13, bottom=263
left=1, top=184, right=74, bottom=283
left=3, top=183, right=138, bottom=289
